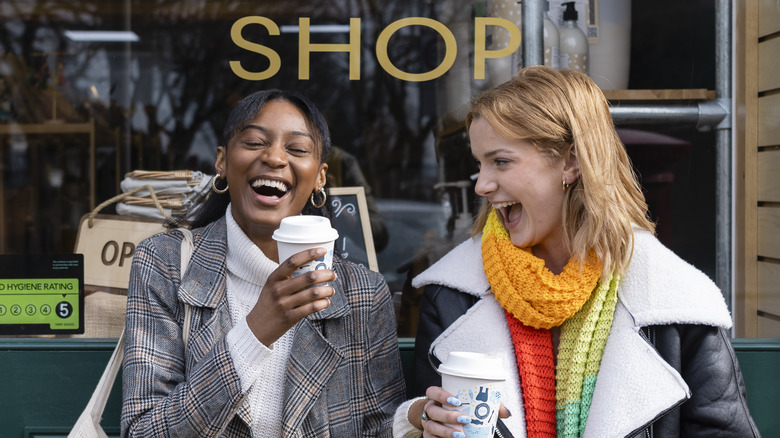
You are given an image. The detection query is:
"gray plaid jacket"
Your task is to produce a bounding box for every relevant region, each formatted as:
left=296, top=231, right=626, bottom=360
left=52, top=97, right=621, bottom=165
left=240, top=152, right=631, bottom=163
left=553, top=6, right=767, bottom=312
left=121, top=216, right=405, bottom=437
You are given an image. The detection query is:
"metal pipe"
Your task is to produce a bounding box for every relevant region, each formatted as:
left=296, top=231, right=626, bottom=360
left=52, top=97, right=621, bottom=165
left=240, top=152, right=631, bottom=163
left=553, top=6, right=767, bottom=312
left=609, top=101, right=728, bottom=128
left=522, top=0, right=544, bottom=67
left=714, top=0, right=732, bottom=306
left=122, top=0, right=133, bottom=179
left=610, top=105, right=701, bottom=125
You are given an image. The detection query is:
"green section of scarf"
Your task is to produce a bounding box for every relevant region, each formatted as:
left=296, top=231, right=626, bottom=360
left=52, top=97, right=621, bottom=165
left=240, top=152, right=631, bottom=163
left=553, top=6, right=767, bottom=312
left=555, top=272, right=620, bottom=437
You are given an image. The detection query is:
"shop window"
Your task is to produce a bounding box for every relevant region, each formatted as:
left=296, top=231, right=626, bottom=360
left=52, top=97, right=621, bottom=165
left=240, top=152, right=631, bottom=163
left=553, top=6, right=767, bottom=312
left=0, top=0, right=736, bottom=339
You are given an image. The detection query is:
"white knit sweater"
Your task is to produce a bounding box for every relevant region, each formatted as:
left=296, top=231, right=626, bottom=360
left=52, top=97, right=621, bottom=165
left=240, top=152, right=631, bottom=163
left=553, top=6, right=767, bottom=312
left=224, top=205, right=294, bottom=436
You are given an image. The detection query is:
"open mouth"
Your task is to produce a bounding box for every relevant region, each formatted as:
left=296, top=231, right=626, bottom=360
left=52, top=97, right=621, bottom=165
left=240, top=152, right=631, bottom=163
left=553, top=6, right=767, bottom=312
left=493, top=201, right=521, bottom=225
left=251, top=178, right=290, bottom=198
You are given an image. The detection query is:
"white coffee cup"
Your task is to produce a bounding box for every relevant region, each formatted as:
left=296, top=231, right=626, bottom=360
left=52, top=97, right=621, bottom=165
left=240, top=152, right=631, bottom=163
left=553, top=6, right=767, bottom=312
left=438, top=352, right=506, bottom=438
left=272, top=215, right=339, bottom=277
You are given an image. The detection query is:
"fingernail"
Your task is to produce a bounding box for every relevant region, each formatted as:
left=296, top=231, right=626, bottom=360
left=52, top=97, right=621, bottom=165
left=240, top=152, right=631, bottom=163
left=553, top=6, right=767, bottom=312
left=447, top=396, right=462, bottom=406
left=457, top=415, right=471, bottom=424
left=453, top=432, right=466, bottom=438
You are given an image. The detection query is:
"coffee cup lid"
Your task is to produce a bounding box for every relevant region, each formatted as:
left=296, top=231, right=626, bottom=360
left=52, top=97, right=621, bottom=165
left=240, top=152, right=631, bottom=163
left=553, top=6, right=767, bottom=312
left=272, top=215, right=339, bottom=244
left=438, top=351, right=506, bottom=380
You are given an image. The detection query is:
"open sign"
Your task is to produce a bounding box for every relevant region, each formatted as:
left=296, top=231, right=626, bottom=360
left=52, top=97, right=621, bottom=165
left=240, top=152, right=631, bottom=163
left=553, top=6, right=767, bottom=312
left=74, top=214, right=165, bottom=289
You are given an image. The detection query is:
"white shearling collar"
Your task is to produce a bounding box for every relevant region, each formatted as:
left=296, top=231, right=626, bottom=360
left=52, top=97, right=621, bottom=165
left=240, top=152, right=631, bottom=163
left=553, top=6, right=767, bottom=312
left=412, top=230, right=733, bottom=329
left=411, top=236, right=490, bottom=297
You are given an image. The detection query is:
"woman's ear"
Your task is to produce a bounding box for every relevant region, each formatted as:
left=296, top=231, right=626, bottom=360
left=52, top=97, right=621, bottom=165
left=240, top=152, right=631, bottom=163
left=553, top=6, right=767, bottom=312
left=317, top=163, right=328, bottom=190
left=215, top=145, right=226, bottom=176
left=563, top=147, right=580, bottom=183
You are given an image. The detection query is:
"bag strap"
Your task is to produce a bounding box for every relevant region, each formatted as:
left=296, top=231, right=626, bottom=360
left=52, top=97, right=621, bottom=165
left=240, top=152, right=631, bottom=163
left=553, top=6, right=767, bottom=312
left=178, top=228, right=194, bottom=347
left=69, top=227, right=195, bottom=437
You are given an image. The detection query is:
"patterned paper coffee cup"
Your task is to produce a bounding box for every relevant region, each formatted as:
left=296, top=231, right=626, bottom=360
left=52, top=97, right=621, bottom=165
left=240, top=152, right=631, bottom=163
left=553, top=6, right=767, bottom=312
left=273, top=215, right=338, bottom=276
left=438, top=352, right=506, bottom=438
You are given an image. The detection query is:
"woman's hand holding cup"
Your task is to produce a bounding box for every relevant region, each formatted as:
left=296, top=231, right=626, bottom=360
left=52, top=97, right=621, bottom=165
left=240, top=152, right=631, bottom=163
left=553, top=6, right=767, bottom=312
left=415, top=386, right=511, bottom=438
left=418, top=386, right=471, bottom=438
left=417, top=352, right=510, bottom=437
left=247, top=215, right=339, bottom=346
left=247, top=247, right=336, bottom=346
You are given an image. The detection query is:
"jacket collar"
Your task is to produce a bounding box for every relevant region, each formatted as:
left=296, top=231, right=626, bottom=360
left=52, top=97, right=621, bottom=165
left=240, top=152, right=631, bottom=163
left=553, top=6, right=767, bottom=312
left=412, top=236, right=490, bottom=297
left=413, top=230, right=732, bottom=329
left=282, top=318, right=345, bottom=434
left=281, top=258, right=350, bottom=431
left=618, top=228, right=732, bottom=329
left=178, top=217, right=229, bottom=309
left=584, top=303, right=689, bottom=437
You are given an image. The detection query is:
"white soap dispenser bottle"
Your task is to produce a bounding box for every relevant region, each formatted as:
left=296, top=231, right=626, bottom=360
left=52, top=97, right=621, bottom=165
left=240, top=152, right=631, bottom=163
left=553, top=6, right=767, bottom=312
left=543, top=0, right=559, bottom=69
left=558, top=1, right=588, bottom=74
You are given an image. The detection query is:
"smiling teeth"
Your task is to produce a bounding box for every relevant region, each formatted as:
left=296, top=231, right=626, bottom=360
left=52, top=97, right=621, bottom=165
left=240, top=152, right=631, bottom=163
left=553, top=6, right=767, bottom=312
left=493, top=201, right=518, bottom=209
left=251, top=179, right=288, bottom=192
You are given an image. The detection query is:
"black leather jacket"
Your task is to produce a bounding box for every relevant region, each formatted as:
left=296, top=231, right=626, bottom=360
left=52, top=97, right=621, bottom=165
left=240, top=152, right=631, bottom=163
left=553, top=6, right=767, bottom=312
left=413, top=284, right=761, bottom=438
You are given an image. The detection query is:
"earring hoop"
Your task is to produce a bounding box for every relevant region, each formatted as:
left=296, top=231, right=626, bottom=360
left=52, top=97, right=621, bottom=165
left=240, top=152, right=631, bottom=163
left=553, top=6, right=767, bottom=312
left=212, top=174, right=229, bottom=194
left=562, top=178, right=570, bottom=191
left=310, top=188, right=327, bottom=208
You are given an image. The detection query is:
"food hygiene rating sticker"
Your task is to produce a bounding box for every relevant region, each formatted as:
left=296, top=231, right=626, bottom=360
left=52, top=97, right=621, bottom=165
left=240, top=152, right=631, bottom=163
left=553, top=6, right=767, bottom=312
left=0, top=254, right=83, bottom=335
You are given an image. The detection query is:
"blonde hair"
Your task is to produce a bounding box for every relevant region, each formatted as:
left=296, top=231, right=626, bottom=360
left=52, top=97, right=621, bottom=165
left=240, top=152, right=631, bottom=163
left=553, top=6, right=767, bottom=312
left=467, top=66, right=654, bottom=281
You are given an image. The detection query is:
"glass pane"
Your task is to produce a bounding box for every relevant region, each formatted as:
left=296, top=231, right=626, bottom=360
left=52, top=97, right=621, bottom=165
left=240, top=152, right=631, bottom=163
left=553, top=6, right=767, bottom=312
left=0, top=0, right=746, bottom=339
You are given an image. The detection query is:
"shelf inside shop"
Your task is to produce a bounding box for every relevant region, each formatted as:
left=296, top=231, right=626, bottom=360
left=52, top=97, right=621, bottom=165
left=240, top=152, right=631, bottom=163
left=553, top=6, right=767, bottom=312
left=601, top=89, right=716, bottom=101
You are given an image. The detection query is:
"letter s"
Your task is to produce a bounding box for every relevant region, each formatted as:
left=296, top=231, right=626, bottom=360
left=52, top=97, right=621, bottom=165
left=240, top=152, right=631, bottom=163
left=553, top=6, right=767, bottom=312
left=230, top=16, right=282, bottom=80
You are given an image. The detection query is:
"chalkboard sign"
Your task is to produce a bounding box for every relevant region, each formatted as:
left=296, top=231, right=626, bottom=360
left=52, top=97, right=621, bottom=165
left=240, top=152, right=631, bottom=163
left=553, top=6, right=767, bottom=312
left=329, top=187, right=378, bottom=272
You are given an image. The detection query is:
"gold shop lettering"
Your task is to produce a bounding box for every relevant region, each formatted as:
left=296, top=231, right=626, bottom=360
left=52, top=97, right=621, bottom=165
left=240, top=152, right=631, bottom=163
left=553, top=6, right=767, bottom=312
left=230, top=16, right=521, bottom=82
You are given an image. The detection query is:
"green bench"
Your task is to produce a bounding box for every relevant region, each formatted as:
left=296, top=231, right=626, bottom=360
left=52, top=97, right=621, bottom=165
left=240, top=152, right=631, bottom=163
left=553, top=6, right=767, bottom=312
left=0, top=337, right=777, bottom=437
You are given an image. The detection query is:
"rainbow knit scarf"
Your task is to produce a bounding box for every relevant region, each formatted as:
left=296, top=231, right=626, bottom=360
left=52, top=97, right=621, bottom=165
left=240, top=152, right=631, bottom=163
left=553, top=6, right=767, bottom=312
left=555, top=272, right=619, bottom=437
left=481, top=210, right=619, bottom=438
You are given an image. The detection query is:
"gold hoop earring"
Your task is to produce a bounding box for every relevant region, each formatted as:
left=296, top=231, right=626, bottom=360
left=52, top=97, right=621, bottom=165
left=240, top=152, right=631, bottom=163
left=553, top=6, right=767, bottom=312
left=212, top=174, right=229, bottom=194
left=563, top=178, right=570, bottom=191
left=310, top=188, right=327, bottom=208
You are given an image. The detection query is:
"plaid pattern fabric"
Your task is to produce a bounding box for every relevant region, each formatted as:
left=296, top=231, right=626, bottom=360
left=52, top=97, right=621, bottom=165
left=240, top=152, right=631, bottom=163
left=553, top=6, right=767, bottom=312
left=121, top=217, right=406, bottom=437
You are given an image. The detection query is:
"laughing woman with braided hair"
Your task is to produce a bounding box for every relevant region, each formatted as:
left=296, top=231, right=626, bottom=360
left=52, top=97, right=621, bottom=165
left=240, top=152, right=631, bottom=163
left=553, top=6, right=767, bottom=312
left=392, top=66, right=759, bottom=438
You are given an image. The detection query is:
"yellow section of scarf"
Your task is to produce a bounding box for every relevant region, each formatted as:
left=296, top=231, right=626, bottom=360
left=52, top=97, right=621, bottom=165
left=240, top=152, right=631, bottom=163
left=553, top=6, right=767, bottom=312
left=481, top=209, right=602, bottom=329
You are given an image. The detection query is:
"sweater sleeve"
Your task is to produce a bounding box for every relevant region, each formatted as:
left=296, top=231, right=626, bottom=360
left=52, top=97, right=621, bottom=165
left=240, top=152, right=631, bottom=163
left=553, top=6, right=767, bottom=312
left=392, top=397, right=426, bottom=438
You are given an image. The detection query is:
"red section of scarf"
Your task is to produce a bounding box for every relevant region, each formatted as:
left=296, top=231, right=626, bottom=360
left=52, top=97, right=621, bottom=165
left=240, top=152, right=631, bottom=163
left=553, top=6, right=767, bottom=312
left=506, top=311, right=557, bottom=438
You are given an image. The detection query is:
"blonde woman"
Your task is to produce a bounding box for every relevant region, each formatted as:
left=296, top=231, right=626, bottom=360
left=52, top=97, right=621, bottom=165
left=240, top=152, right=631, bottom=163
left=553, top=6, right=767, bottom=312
left=393, top=66, right=758, bottom=438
